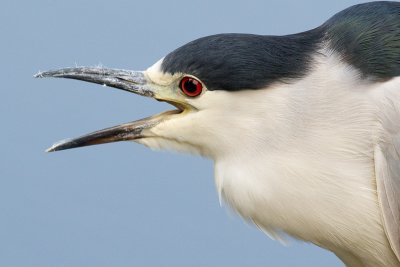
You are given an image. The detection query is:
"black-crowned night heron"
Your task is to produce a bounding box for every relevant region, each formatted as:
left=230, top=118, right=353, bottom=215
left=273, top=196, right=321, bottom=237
left=35, top=2, right=400, bottom=266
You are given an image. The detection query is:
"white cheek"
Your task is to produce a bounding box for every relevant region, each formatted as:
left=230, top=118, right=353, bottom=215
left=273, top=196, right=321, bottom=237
left=186, top=90, right=227, bottom=110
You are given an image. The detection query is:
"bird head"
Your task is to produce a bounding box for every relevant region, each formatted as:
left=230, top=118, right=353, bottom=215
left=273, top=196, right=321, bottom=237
left=36, top=33, right=314, bottom=158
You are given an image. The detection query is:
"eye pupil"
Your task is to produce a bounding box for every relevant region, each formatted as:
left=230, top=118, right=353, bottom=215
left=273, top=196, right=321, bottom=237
left=179, top=77, right=203, bottom=97
left=184, top=80, right=198, bottom=92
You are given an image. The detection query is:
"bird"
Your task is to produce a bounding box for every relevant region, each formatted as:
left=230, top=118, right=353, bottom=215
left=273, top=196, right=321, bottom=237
left=35, top=1, right=400, bottom=266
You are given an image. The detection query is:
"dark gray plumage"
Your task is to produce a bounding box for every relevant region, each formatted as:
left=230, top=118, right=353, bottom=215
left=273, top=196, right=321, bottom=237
left=323, top=1, right=400, bottom=80
left=162, top=31, right=321, bottom=91
left=161, top=1, right=400, bottom=91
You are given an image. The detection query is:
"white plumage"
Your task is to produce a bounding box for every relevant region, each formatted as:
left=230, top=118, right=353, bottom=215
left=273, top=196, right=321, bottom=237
left=142, top=49, right=400, bottom=266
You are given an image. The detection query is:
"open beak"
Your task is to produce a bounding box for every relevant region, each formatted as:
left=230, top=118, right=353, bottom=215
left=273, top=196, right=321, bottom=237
left=35, top=67, right=179, bottom=152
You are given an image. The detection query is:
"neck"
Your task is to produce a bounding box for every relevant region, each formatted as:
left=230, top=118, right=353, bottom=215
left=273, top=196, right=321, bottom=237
left=213, top=50, right=398, bottom=266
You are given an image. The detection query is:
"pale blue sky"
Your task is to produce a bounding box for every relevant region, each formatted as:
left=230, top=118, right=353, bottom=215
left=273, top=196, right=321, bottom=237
left=2, top=0, right=374, bottom=266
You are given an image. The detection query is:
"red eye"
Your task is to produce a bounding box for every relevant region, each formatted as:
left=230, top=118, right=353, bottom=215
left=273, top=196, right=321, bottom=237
left=179, top=77, right=203, bottom=97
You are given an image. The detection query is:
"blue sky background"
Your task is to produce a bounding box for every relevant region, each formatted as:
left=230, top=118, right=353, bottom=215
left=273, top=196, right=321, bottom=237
left=2, top=0, right=374, bottom=266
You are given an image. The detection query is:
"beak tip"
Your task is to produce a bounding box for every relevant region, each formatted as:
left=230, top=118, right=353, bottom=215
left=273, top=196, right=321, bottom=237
left=45, top=147, right=55, bottom=153
left=34, top=71, right=44, bottom=78
left=45, top=138, right=72, bottom=153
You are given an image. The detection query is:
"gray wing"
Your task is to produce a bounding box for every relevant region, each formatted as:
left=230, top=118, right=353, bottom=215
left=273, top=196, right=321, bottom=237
left=375, top=137, right=400, bottom=261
